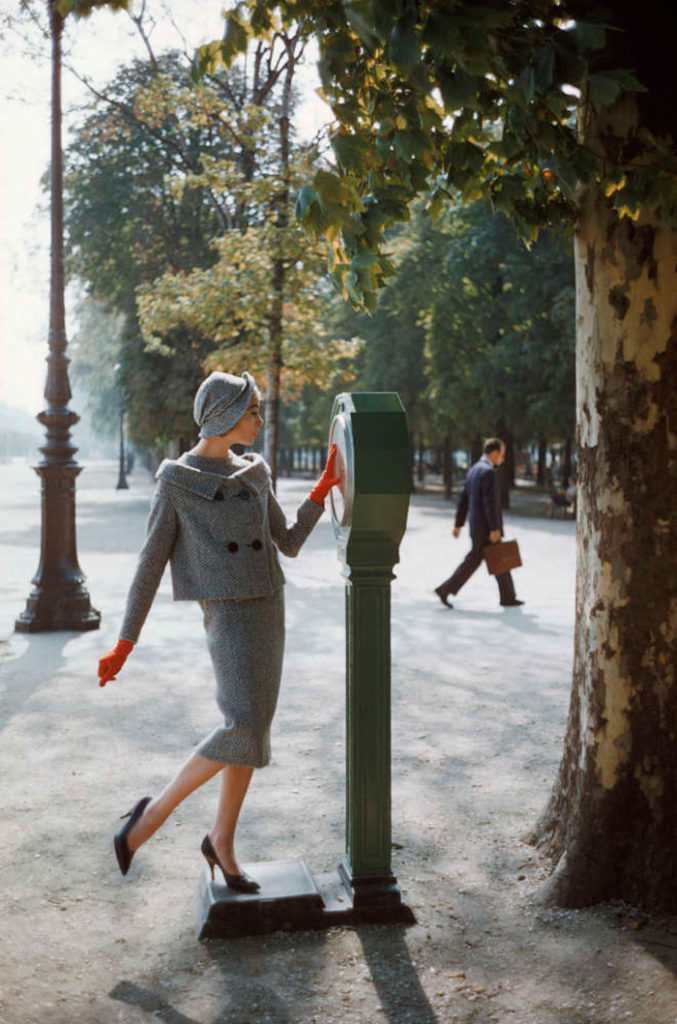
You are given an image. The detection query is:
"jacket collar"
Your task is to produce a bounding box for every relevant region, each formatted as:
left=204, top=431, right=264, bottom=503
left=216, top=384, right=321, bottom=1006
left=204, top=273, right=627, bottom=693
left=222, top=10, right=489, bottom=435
left=156, top=453, right=269, bottom=499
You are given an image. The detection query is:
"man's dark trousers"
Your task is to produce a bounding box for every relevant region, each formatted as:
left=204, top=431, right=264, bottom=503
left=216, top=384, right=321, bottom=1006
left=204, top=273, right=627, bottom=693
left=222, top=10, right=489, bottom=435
left=438, top=533, right=516, bottom=605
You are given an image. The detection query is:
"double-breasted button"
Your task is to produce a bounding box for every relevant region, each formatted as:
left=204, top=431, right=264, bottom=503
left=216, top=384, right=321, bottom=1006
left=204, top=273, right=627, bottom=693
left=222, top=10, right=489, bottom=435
left=250, top=539, right=263, bottom=551
left=237, top=488, right=251, bottom=501
left=227, top=541, right=239, bottom=553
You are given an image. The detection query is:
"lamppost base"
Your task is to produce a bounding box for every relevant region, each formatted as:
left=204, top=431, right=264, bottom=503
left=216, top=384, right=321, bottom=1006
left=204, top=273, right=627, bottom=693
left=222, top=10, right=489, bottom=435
left=336, top=858, right=414, bottom=917
left=196, top=858, right=415, bottom=940
left=15, top=586, right=100, bottom=633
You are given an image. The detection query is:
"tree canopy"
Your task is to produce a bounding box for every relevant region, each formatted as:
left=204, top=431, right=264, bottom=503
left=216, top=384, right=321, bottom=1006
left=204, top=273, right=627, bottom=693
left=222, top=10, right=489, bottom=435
left=194, top=1, right=675, bottom=309
left=64, top=43, right=352, bottom=458
left=335, top=198, right=574, bottom=453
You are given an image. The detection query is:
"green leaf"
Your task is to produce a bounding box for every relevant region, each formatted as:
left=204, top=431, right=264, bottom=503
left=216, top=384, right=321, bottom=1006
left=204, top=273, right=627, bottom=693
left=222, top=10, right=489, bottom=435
left=570, top=21, right=607, bottom=54
left=343, top=2, right=381, bottom=49
left=421, top=8, right=459, bottom=57
left=429, top=186, right=451, bottom=223
left=295, top=185, right=321, bottom=222
left=519, top=66, right=536, bottom=104
left=389, top=11, right=419, bottom=70
left=314, top=170, right=350, bottom=204
left=219, top=12, right=250, bottom=69
left=587, top=72, right=622, bottom=112
left=586, top=70, right=645, bottom=114
left=332, top=133, right=372, bottom=173
left=350, top=249, right=378, bottom=270
left=532, top=48, right=555, bottom=95
left=438, top=68, right=482, bottom=110
left=393, top=131, right=427, bottom=162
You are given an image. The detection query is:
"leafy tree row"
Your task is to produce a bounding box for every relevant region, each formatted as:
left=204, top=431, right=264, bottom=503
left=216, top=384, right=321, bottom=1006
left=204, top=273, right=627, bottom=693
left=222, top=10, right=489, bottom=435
left=329, top=197, right=574, bottom=489
left=65, top=41, right=353, bottom=474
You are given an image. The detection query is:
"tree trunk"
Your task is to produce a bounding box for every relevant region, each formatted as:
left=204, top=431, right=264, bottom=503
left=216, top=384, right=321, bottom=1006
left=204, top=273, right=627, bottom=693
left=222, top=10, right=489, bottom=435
left=470, top=435, right=482, bottom=463
left=496, top=422, right=512, bottom=509
left=417, top=439, right=425, bottom=485
left=408, top=430, right=417, bottom=492
left=530, top=183, right=677, bottom=910
left=562, top=436, right=573, bottom=488
left=505, top=432, right=516, bottom=490
left=263, top=41, right=297, bottom=490
left=442, top=434, right=453, bottom=500
left=536, top=437, right=547, bottom=488
left=264, top=338, right=282, bottom=487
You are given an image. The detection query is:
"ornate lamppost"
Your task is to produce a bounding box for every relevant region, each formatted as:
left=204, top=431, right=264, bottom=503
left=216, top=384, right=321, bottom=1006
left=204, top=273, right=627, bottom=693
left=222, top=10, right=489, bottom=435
left=15, top=0, right=100, bottom=633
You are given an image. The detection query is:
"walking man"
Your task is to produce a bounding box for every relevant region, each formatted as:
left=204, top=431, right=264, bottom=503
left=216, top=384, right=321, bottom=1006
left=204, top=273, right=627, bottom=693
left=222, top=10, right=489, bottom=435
left=434, top=438, right=523, bottom=609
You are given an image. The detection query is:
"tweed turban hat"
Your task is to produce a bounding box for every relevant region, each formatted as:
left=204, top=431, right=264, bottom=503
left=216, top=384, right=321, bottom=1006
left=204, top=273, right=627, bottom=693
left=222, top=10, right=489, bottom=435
left=193, top=371, right=256, bottom=438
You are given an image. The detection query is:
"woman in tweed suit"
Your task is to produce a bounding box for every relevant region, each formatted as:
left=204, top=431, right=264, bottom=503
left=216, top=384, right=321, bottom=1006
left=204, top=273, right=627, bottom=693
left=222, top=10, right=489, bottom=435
left=98, top=371, right=338, bottom=891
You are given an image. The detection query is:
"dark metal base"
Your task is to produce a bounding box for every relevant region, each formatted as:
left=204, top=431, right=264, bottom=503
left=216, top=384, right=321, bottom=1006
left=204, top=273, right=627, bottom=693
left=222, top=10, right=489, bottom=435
left=196, top=859, right=415, bottom=940
left=15, top=587, right=100, bottom=633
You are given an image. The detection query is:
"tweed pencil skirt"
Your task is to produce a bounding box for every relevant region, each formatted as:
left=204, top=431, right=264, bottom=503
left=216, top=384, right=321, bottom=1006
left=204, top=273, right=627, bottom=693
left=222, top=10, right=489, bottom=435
left=195, top=590, right=285, bottom=767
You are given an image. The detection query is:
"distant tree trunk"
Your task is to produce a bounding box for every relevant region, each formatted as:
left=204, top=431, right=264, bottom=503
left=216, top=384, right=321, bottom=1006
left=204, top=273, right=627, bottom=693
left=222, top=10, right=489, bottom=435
left=264, top=339, right=281, bottom=486
left=442, top=434, right=453, bottom=500
left=263, top=40, right=297, bottom=490
left=506, top=434, right=516, bottom=489
left=470, top=435, right=482, bottom=463
left=408, top=429, right=417, bottom=492
left=496, top=422, right=512, bottom=509
left=531, top=178, right=677, bottom=909
left=417, top=438, right=425, bottom=485
left=562, top=436, right=573, bottom=486
left=537, top=437, right=547, bottom=488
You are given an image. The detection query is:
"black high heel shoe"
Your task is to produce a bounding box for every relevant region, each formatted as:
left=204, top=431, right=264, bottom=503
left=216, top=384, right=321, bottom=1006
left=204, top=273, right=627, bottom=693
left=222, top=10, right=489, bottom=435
left=114, top=796, right=152, bottom=876
left=200, top=834, right=260, bottom=893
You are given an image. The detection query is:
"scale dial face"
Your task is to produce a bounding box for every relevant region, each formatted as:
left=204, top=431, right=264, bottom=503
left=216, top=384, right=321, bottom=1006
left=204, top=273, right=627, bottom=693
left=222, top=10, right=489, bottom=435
left=329, top=411, right=354, bottom=529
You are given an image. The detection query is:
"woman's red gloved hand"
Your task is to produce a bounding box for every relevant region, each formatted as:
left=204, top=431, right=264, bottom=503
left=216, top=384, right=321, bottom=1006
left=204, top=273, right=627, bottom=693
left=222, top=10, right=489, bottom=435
left=309, top=444, right=341, bottom=506
left=98, top=639, right=134, bottom=687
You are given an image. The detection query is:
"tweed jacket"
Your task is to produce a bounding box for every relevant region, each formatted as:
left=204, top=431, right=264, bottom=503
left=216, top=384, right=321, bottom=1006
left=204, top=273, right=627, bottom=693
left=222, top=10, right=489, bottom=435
left=119, top=452, right=323, bottom=643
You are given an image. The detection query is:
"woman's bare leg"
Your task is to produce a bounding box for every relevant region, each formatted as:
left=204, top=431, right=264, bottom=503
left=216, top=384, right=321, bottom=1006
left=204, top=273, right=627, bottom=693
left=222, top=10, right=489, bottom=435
left=127, top=752, right=224, bottom=852
left=209, top=764, right=255, bottom=876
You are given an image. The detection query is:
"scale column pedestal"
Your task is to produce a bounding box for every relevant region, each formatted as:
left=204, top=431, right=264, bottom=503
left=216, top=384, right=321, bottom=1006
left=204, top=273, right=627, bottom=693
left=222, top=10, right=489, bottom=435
left=340, top=566, right=406, bottom=913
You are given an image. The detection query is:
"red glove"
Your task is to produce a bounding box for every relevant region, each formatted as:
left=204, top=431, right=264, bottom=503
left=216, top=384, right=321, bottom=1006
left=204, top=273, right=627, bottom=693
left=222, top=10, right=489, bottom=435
left=98, top=639, right=134, bottom=687
left=309, top=444, right=341, bottom=506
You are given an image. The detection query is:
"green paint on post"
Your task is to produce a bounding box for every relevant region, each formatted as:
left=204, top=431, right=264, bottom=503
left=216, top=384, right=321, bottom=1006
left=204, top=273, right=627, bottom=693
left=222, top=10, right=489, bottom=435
left=329, top=393, right=411, bottom=907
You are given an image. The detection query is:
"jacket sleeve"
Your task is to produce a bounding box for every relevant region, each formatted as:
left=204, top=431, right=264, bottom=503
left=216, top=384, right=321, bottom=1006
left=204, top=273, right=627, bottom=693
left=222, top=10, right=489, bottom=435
left=119, top=486, right=178, bottom=643
left=481, top=470, right=501, bottom=532
left=268, top=487, right=323, bottom=557
left=454, top=480, right=469, bottom=529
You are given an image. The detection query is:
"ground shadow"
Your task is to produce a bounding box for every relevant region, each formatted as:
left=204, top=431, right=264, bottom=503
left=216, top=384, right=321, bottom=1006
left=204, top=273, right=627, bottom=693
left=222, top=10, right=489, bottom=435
left=109, top=981, right=203, bottom=1024
left=0, top=631, right=72, bottom=737
left=631, top=920, right=677, bottom=977
left=357, top=924, right=438, bottom=1023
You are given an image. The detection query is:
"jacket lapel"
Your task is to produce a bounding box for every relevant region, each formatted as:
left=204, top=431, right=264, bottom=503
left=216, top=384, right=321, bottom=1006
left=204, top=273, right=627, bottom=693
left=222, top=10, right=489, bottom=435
left=156, top=453, right=270, bottom=500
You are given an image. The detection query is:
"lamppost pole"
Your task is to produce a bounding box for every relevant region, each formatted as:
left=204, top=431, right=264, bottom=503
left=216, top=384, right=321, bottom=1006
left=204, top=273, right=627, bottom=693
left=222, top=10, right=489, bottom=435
left=15, top=0, right=100, bottom=633
left=115, top=364, right=129, bottom=491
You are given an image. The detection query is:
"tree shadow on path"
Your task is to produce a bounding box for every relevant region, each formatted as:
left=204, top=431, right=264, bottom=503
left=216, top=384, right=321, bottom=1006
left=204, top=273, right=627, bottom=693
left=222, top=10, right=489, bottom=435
left=0, top=632, right=72, bottom=738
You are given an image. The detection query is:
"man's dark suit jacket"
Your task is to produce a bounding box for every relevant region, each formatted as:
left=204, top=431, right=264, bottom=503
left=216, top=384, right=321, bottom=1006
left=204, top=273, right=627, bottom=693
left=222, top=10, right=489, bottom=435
left=455, top=454, right=503, bottom=540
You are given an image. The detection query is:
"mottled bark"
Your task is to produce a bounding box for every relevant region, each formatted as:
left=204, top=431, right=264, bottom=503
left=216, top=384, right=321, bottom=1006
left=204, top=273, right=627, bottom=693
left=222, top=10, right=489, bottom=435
left=531, top=183, right=677, bottom=909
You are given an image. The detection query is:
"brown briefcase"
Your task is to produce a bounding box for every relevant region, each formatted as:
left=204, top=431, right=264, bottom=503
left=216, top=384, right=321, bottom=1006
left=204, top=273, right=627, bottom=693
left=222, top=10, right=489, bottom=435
left=483, top=539, right=522, bottom=575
